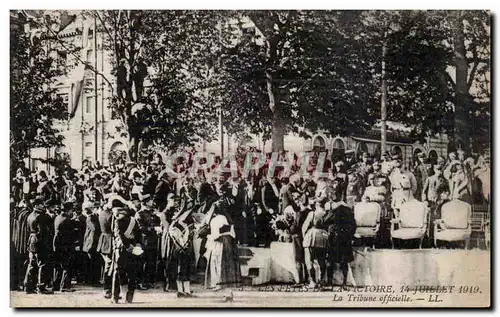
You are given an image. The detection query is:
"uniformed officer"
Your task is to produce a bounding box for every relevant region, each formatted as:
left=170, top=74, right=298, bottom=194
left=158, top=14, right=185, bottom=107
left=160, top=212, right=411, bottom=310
left=24, top=197, right=53, bottom=294
left=136, top=193, right=161, bottom=290
left=169, top=203, right=196, bottom=297
left=110, top=197, right=142, bottom=304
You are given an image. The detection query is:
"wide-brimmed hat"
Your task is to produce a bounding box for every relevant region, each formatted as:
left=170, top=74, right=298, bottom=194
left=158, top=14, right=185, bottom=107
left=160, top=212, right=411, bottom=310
left=112, top=207, right=129, bottom=217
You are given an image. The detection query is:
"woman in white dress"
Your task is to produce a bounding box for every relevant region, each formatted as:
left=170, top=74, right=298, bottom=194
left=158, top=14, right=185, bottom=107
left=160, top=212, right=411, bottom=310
left=203, top=200, right=241, bottom=294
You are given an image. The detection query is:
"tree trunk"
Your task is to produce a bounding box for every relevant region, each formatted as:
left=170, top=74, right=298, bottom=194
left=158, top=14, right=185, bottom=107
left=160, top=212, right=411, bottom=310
left=452, top=10, right=470, bottom=151
left=272, top=109, right=285, bottom=152
left=266, top=69, right=284, bottom=152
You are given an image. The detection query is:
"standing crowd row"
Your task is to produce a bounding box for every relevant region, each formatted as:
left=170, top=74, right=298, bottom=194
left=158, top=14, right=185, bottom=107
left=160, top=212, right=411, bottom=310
left=10, top=147, right=490, bottom=302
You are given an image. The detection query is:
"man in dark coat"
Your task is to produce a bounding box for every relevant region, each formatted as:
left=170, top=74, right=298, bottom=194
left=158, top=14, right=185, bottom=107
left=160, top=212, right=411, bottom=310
left=82, top=202, right=102, bottom=286
left=24, top=198, right=53, bottom=294
left=97, top=201, right=113, bottom=298
left=52, top=202, right=75, bottom=292
left=197, top=176, right=219, bottom=214
left=71, top=204, right=87, bottom=284
left=154, top=171, right=171, bottom=212
left=323, top=180, right=357, bottom=289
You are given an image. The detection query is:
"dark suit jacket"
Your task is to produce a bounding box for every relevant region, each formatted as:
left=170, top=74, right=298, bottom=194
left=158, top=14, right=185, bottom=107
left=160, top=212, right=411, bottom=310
left=154, top=180, right=171, bottom=210
left=96, top=209, right=113, bottom=254
left=323, top=204, right=356, bottom=263
left=53, top=213, right=74, bottom=251
left=27, top=210, right=52, bottom=253
left=83, top=213, right=101, bottom=253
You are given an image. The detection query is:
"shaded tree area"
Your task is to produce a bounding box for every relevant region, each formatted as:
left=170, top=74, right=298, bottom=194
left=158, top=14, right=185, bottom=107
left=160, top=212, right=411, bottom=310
left=10, top=12, right=69, bottom=171
left=209, top=11, right=379, bottom=151
left=16, top=10, right=490, bottom=165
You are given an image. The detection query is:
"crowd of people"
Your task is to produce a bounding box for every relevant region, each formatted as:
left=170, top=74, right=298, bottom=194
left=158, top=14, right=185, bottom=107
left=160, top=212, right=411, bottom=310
left=10, top=146, right=490, bottom=302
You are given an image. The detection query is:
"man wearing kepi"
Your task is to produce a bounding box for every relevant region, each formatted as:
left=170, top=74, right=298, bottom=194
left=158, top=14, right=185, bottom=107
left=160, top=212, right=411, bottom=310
left=24, top=197, right=53, bottom=294
left=323, top=180, right=356, bottom=289
left=109, top=196, right=142, bottom=304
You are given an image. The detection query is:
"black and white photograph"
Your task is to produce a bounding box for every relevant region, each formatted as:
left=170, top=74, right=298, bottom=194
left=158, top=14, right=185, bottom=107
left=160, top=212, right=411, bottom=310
left=9, top=9, right=491, bottom=308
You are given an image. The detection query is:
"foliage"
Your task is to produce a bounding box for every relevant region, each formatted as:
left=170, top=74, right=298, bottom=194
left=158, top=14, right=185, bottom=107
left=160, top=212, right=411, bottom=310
left=10, top=13, right=68, bottom=166
left=92, top=10, right=223, bottom=160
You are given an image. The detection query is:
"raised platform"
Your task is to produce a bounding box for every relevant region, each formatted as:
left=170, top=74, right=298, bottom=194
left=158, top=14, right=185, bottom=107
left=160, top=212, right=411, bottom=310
left=239, top=243, right=490, bottom=290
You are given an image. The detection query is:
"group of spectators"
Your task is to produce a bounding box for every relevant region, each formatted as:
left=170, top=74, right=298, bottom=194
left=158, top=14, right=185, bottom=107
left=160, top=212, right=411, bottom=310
left=10, top=146, right=490, bottom=298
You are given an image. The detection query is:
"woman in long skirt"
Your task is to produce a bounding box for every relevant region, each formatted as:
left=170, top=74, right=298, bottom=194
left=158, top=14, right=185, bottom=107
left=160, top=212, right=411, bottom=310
left=204, top=202, right=241, bottom=297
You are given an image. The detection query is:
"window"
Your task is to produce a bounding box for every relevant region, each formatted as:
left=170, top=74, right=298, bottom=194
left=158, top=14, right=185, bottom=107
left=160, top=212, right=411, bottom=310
left=86, top=49, right=93, bottom=64
left=331, top=138, right=345, bottom=163
left=85, top=142, right=92, bottom=149
left=333, top=139, right=345, bottom=150
left=86, top=96, right=94, bottom=114
left=312, top=135, right=326, bottom=152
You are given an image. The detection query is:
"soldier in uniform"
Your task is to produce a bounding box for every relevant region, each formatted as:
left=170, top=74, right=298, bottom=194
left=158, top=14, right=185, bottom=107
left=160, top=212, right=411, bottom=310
left=158, top=193, right=178, bottom=292
left=169, top=201, right=196, bottom=297
left=422, top=165, right=449, bottom=245
left=301, top=197, right=328, bottom=289
left=136, top=194, right=161, bottom=290
left=110, top=197, right=142, bottom=304
left=323, top=182, right=357, bottom=289
left=52, top=202, right=75, bottom=292
left=389, top=159, right=417, bottom=216
left=24, top=197, right=53, bottom=294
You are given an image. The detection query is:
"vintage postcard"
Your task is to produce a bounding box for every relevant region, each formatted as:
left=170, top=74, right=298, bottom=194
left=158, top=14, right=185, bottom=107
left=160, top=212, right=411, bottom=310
left=10, top=9, right=490, bottom=308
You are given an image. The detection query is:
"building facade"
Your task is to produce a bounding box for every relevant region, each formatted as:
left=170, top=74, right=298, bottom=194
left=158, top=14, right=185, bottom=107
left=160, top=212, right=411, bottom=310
left=26, top=13, right=129, bottom=173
